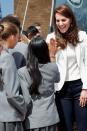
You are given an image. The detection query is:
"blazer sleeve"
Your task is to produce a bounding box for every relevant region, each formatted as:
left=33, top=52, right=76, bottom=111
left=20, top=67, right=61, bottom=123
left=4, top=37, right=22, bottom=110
left=79, top=31, right=87, bottom=89
left=18, top=68, right=32, bottom=116
left=4, top=55, right=26, bottom=116
left=53, top=63, right=60, bottom=83
left=83, top=38, right=87, bottom=89
left=12, top=52, right=26, bottom=69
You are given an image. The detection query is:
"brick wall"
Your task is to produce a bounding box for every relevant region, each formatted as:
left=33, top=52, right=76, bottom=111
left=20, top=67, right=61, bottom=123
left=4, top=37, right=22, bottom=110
left=14, top=0, right=52, bottom=37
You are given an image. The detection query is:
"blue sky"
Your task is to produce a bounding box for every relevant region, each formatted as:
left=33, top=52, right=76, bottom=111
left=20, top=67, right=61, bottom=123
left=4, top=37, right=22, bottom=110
left=0, top=0, right=14, bottom=17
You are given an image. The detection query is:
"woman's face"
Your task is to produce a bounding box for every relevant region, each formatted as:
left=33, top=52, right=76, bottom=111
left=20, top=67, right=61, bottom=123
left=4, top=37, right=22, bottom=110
left=55, top=13, right=71, bottom=33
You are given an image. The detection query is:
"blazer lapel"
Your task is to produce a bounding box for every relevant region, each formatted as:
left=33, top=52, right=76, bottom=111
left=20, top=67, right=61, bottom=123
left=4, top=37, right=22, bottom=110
left=61, top=48, right=67, bottom=67
left=75, top=44, right=80, bottom=66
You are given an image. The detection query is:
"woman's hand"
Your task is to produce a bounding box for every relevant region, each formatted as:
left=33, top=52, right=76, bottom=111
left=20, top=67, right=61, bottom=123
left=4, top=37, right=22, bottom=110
left=79, top=89, right=87, bottom=107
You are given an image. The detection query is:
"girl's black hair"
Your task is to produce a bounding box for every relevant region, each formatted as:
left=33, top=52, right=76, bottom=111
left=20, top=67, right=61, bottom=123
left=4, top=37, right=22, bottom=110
left=26, top=26, right=39, bottom=36
left=27, top=36, right=50, bottom=95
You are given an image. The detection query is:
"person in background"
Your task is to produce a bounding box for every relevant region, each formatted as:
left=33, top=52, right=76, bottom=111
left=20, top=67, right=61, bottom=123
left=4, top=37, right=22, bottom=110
left=20, top=30, right=29, bottom=44
left=0, top=21, right=26, bottom=131
left=46, top=4, right=87, bottom=131
left=33, top=22, right=42, bottom=36
left=0, top=15, right=21, bottom=32
left=22, top=30, right=28, bottom=38
left=0, top=15, right=28, bottom=69
left=18, top=36, right=60, bottom=131
left=26, top=25, right=39, bottom=42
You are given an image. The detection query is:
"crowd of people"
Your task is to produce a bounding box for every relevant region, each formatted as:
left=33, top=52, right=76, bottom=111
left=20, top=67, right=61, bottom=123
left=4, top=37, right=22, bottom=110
left=0, top=3, right=87, bottom=131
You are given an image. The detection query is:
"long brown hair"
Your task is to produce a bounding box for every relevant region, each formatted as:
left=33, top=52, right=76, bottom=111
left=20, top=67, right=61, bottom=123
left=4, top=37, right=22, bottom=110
left=54, top=4, right=79, bottom=49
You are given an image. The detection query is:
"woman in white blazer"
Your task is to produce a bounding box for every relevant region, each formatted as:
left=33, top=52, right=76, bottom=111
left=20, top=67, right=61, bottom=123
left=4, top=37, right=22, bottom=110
left=46, top=4, right=87, bottom=131
left=0, top=22, right=26, bottom=131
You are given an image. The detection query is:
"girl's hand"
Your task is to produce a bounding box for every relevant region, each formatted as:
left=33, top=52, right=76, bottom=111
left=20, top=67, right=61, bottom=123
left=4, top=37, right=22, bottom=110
left=48, top=38, right=58, bottom=57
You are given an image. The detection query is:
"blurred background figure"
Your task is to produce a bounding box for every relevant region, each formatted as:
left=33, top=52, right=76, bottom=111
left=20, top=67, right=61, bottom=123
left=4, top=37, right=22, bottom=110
left=20, top=30, right=29, bottom=44
left=33, top=22, right=42, bottom=36
left=26, top=25, right=39, bottom=42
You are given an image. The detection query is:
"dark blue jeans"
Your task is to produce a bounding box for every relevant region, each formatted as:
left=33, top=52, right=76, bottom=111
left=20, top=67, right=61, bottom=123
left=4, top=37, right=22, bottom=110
left=55, top=79, right=87, bottom=131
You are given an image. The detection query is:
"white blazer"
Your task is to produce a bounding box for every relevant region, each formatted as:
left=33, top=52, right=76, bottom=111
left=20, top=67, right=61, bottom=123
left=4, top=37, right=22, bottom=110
left=46, top=31, right=87, bottom=91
